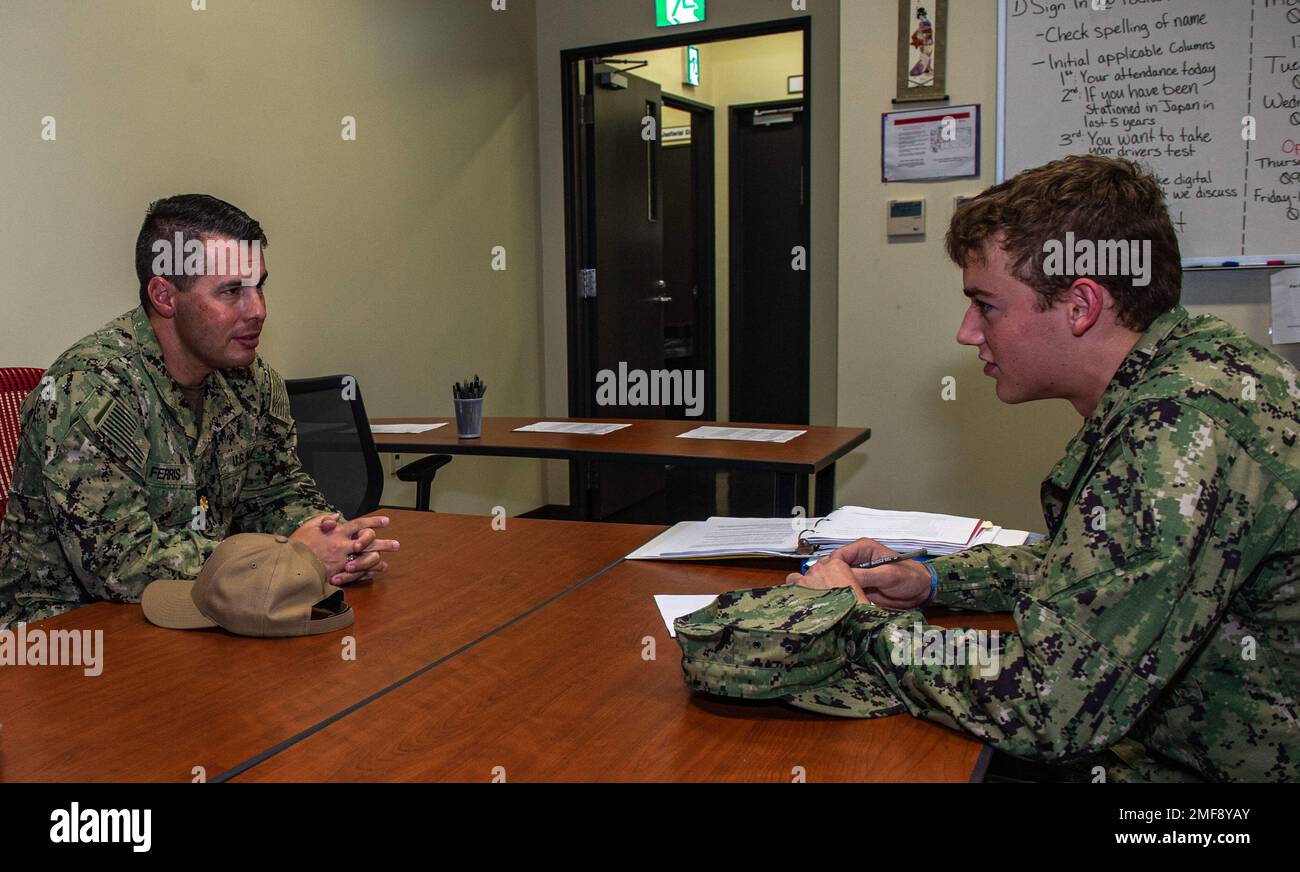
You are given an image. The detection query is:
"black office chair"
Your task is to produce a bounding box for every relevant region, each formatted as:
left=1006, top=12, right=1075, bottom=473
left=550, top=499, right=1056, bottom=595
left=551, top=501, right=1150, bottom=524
left=285, top=374, right=383, bottom=519
left=285, top=375, right=452, bottom=517
left=394, top=453, right=453, bottom=512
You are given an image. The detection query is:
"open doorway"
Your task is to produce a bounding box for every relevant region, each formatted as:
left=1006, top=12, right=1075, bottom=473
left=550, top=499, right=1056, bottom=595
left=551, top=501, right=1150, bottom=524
left=559, top=19, right=811, bottom=522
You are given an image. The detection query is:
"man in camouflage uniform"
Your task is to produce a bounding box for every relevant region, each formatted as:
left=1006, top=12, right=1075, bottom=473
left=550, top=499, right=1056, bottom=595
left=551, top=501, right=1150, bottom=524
left=0, top=194, right=398, bottom=626
left=797, top=156, right=1299, bottom=782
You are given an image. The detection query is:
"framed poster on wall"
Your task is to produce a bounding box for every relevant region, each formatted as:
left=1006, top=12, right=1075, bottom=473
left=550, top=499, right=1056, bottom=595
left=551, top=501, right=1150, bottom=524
left=895, top=0, right=947, bottom=103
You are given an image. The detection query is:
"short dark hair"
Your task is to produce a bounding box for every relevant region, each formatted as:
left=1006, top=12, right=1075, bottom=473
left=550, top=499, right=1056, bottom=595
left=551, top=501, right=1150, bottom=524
left=135, top=194, right=268, bottom=311
left=945, top=155, right=1181, bottom=331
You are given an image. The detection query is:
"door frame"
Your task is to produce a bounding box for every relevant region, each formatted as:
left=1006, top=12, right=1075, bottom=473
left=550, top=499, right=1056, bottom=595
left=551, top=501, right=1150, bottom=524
left=560, top=16, right=812, bottom=419
left=728, top=97, right=809, bottom=424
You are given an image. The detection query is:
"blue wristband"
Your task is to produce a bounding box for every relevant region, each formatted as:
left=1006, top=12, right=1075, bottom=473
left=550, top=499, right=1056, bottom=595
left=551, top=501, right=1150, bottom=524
left=921, top=560, right=938, bottom=605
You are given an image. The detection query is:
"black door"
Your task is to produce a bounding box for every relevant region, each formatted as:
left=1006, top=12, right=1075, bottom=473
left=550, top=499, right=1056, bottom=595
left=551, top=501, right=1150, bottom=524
left=583, top=64, right=668, bottom=518
left=729, top=101, right=808, bottom=425
left=591, top=65, right=666, bottom=407
left=659, top=99, right=716, bottom=422
left=658, top=99, right=718, bottom=519
left=660, top=139, right=696, bottom=417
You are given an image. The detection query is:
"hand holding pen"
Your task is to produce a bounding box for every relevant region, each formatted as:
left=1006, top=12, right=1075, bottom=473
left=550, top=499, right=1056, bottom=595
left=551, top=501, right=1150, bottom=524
left=788, top=538, right=935, bottom=610
left=801, top=548, right=929, bottom=574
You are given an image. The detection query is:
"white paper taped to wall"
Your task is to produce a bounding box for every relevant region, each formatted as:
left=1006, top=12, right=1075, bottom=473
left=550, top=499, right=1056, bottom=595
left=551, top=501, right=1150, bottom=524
left=1271, top=268, right=1300, bottom=346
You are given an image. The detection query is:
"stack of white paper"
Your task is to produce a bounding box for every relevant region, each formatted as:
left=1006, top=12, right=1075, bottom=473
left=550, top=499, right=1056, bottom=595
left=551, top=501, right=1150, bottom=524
left=626, top=506, right=1032, bottom=561
left=626, top=518, right=821, bottom=560
left=802, top=506, right=997, bottom=556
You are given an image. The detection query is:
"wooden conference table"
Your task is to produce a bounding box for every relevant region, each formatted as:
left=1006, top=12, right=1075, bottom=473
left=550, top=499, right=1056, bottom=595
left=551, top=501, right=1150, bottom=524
left=370, top=416, right=871, bottom=518
left=0, top=510, right=1011, bottom=782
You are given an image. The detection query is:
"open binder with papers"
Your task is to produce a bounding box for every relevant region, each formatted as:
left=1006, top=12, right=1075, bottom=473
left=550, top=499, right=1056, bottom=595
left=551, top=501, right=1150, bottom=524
left=626, top=506, right=1032, bottom=561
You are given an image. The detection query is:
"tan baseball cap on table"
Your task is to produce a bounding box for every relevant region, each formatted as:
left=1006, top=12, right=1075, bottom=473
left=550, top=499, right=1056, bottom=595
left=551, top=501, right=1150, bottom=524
left=142, top=533, right=354, bottom=637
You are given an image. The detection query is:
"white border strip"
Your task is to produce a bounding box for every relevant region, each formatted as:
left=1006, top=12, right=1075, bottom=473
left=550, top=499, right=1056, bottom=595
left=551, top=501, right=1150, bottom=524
left=996, top=0, right=1008, bottom=184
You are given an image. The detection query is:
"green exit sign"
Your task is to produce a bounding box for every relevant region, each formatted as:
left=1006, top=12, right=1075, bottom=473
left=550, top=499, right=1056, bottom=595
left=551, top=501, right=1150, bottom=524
left=656, top=0, right=705, bottom=27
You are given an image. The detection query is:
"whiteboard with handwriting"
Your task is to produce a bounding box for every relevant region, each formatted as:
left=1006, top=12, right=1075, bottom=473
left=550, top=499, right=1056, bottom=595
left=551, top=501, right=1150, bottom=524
left=998, top=0, right=1300, bottom=265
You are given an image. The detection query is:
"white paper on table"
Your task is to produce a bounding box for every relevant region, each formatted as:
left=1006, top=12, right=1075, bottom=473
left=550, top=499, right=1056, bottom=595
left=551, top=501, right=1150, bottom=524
left=627, top=522, right=709, bottom=559
left=513, top=421, right=631, bottom=435
left=370, top=423, right=448, bottom=434
left=671, top=518, right=802, bottom=554
left=654, top=594, right=718, bottom=638
left=676, top=426, right=805, bottom=444
left=1270, top=268, right=1300, bottom=345
left=626, top=517, right=822, bottom=560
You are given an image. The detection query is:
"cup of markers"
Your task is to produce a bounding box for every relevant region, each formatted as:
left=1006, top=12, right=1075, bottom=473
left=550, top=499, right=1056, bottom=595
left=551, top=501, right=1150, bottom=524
left=453, top=374, right=486, bottom=439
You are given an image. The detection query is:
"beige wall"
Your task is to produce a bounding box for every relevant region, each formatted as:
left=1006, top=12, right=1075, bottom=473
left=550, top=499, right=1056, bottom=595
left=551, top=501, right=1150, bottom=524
left=631, top=33, right=805, bottom=421
left=837, top=0, right=1300, bottom=533
left=535, top=0, right=838, bottom=505
left=0, top=0, right=547, bottom=518
left=9, top=1, right=1293, bottom=531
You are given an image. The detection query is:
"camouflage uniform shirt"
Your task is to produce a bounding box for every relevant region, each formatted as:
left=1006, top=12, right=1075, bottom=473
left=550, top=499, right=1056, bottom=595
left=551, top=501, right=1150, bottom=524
left=865, top=304, right=1299, bottom=781
left=0, top=306, right=336, bottom=626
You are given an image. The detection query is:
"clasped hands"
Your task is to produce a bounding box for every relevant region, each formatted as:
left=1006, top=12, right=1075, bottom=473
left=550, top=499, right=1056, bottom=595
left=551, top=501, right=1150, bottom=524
left=291, top=513, right=400, bottom=586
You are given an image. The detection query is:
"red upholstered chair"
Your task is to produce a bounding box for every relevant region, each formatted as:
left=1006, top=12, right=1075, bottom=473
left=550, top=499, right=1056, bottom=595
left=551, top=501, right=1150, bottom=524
left=1, top=368, right=45, bottom=521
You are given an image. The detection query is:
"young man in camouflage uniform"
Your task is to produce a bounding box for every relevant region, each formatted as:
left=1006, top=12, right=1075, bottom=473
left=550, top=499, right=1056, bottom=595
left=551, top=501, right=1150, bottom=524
left=0, top=194, right=399, bottom=626
left=798, top=156, right=1298, bottom=782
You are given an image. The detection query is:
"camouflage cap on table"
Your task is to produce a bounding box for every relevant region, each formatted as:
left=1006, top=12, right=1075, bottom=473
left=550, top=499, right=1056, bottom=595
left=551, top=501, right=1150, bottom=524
left=674, top=583, right=906, bottom=718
